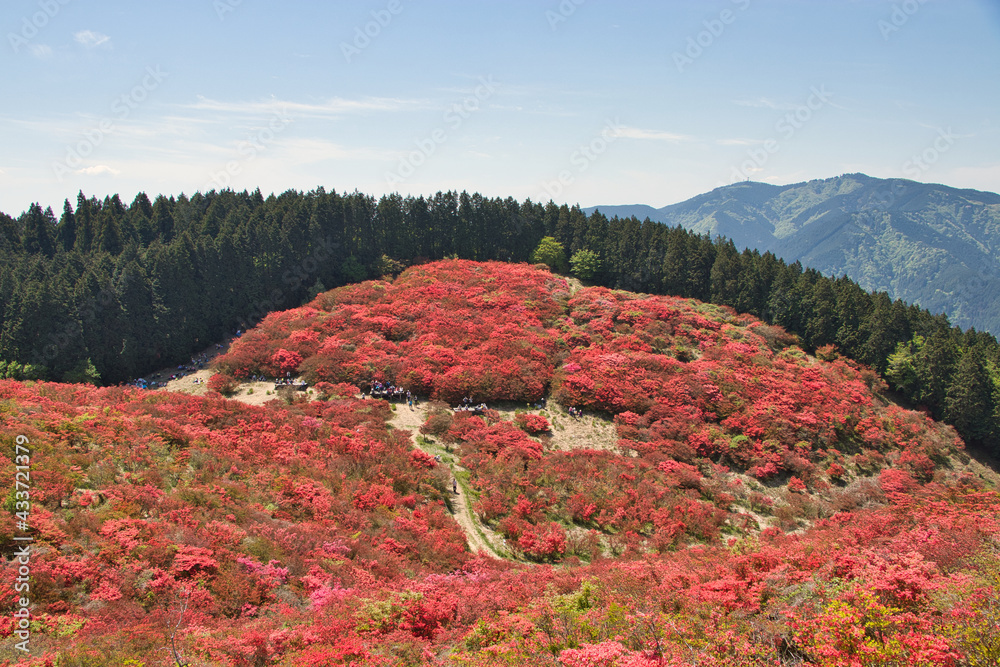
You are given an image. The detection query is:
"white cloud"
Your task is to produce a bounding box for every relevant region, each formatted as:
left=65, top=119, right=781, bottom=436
left=3, top=115, right=214, bottom=147
left=610, top=126, right=692, bottom=142
left=736, top=94, right=849, bottom=113
left=185, top=95, right=426, bottom=118
left=75, top=30, right=111, bottom=49
left=716, top=138, right=766, bottom=146
left=29, top=44, right=52, bottom=59
left=76, top=165, right=120, bottom=177
left=761, top=171, right=809, bottom=185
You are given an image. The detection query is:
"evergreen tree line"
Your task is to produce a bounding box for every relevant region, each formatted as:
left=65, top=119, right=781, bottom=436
left=0, top=187, right=997, bottom=450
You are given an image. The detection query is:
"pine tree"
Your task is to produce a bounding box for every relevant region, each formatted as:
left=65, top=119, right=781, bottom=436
left=920, top=325, right=958, bottom=415
left=858, top=294, right=910, bottom=372
left=21, top=203, right=56, bottom=258
left=74, top=192, right=95, bottom=252
left=660, top=225, right=689, bottom=296
left=805, top=278, right=839, bottom=349
left=945, top=345, right=996, bottom=446
left=834, top=277, right=872, bottom=360
left=152, top=195, right=175, bottom=241
left=57, top=199, right=77, bottom=252
left=709, top=240, right=741, bottom=305
left=0, top=212, right=20, bottom=254
left=684, top=233, right=715, bottom=302
left=96, top=211, right=123, bottom=255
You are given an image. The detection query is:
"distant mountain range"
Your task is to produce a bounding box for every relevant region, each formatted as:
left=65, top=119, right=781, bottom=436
left=584, top=174, right=1000, bottom=335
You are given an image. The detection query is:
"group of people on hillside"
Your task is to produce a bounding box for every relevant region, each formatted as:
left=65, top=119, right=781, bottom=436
left=456, top=396, right=487, bottom=413
left=275, top=374, right=308, bottom=390
left=568, top=406, right=584, bottom=418
left=368, top=382, right=412, bottom=404
left=129, top=351, right=213, bottom=389
left=126, top=331, right=244, bottom=391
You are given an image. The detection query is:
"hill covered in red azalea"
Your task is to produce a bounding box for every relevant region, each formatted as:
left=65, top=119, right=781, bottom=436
left=213, top=259, right=982, bottom=558
left=3, top=259, right=1000, bottom=666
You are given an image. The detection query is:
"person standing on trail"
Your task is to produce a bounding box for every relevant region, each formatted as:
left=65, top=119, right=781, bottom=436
left=452, top=478, right=458, bottom=494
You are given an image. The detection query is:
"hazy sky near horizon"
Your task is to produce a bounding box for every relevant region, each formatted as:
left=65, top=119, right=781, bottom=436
left=1, top=0, right=998, bottom=216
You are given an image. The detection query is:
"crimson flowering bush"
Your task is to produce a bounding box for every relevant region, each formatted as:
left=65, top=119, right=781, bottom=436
left=271, top=348, right=304, bottom=376
left=515, top=413, right=551, bottom=434
left=311, top=380, right=359, bottom=400
left=444, top=412, right=542, bottom=459
left=207, top=372, right=239, bottom=395
left=215, top=260, right=568, bottom=401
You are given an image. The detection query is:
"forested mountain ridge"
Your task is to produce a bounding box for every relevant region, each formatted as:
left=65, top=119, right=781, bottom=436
left=1, top=186, right=999, bottom=456
left=585, top=174, right=1000, bottom=334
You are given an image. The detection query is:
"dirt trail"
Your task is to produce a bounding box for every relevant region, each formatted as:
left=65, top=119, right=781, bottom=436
left=171, top=375, right=514, bottom=558
left=162, top=363, right=618, bottom=560
left=386, top=399, right=621, bottom=560
left=387, top=403, right=509, bottom=559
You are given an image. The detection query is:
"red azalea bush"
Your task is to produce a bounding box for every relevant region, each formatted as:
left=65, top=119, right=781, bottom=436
left=313, top=381, right=359, bottom=400
left=515, top=413, right=551, bottom=434
left=207, top=372, right=239, bottom=395
left=271, top=348, right=304, bottom=376
left=215, top=260, right=568, bottom=402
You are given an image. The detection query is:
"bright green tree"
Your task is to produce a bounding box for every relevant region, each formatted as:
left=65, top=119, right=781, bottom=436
left=570, top=249, right=601, bottom=281
left=531, top=236, right=567, bottom=272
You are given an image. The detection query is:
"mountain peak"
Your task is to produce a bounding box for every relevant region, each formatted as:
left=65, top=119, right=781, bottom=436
left=584, top=174, right=1000, bottom=334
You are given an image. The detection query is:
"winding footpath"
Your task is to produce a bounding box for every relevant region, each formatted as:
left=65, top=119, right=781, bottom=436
left=162, top=359, right=527, bottom=561
left=387, top=402, right=510, bottom=559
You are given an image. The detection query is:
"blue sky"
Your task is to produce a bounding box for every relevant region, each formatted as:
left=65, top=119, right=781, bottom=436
left=1, top=0, right=998, bottom=216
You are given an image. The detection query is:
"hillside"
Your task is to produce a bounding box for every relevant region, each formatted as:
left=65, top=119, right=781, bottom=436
left=213, top=259, right=987, bottom=554
left=4, top=186, right=1000, bottom=458
left=585, top=174, right=1000, bottom=334
left=4, top=261, right=1000, bottom=666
